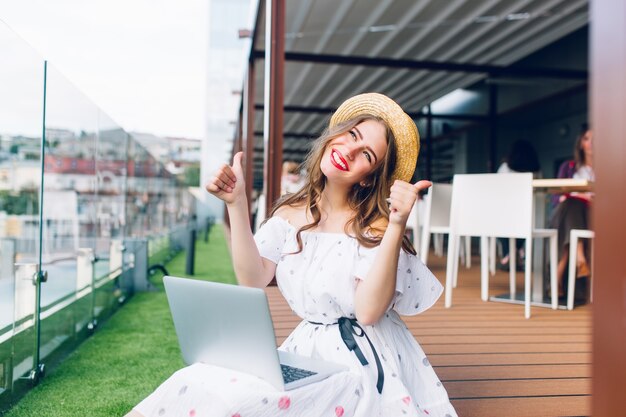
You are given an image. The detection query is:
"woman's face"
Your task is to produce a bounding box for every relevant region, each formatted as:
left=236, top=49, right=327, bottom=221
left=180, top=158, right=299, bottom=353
left=320, top=119, right=389, bottom=187
left=580, top=130, right=593, bottom=156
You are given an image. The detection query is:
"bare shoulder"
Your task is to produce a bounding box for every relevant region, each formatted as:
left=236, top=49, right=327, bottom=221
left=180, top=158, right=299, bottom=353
left=273, top=203, right=308, bottom=227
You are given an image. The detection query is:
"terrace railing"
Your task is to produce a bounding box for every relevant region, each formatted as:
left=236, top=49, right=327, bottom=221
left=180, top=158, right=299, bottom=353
left=0, top=20, right=194, bottom=411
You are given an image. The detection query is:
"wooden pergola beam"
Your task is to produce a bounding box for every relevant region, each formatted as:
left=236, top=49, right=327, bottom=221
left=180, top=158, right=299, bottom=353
left=591, top=0, right=626, bottom=415
left=252, top=50, right=588, bottom=80
left=254, top=103, right=489, bottom=121
left=243, top=59, right=255, bottom=226
left=262, top=0, right=285, bottom=216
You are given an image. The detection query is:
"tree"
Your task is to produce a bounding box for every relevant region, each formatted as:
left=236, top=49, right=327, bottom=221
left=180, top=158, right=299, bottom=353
left=182, top=165, right=200, bottom=186
left=0, top=190, right=39, bottom=215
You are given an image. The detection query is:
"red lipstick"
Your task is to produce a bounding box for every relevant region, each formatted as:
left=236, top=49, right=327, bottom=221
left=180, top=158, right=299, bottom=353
left=330, top=149, right=349, bottom=171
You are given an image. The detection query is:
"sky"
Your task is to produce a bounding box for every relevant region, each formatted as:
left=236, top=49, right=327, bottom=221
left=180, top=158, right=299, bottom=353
left=0, top=0, right=208, bottom=139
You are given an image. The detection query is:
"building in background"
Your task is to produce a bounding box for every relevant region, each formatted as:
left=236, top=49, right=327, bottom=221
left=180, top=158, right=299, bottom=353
left=132, top=131, right=202, bottom=186
left=200, top=0, right=252, bottom=222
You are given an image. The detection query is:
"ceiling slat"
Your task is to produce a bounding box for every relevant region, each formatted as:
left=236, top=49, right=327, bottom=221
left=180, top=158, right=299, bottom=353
left=383, top=0, right=530, bottom=100
left=283, top=0, right=394, bottom=131
left=288, top=0, right=436, bottom=133
left=401, top=0, right=588, bottom=109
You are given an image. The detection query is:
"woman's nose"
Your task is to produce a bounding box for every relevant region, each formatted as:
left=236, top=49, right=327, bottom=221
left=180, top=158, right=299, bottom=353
left=344, top=141, right=359, bottom=160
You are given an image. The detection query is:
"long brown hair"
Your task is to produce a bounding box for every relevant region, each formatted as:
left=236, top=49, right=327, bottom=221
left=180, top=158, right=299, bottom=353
left=269, top=114, right=417, bottom=255
left=573, top=129, right=591, bottom=169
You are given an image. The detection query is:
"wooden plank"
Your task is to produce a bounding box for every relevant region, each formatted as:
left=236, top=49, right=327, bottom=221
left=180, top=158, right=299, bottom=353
left=423, top=342, right=591, bottom=354
left=417, top=334, right=591, bottom=344
left=406, top=321, right=590, bottom=329
left=402, top=327, right=591, bottom=336
left=409, top=308, right=592, bottom=317
left=429, top=352, right=590, bottom=366
left=435, top=364, right=591, bottom=381
left=445, top=378, right=591, bottom=398
left=403, top=314, right=590, bottom=322
left=450, top=396, right=590, bottom=417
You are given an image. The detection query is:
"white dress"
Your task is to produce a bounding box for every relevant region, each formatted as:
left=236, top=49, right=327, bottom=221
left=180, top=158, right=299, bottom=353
left=135, top=216, right=457, bottom=417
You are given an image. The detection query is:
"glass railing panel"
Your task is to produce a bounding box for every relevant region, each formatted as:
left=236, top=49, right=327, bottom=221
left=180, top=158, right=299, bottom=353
left=125, top=139, right=151, bottom=238
left=125, top=136, right=192, bottom=239
left=126, top=128, right=198, bottom=237
left=95, top=112, right=127, bottom=256
left=0, top=20, right=45, bottom=407
left=74, top=248, right=94, bottom=333
left=9, top=263, right=38, bottom=403
left=148, top=233, right=170, bottom=266
left=39, top=63, right=99, bottom=369
left=0, top=239, right=16, bottom=337
left=0, top=19, right=199, bottom=411
left=91, top=112, right=129, bottom=322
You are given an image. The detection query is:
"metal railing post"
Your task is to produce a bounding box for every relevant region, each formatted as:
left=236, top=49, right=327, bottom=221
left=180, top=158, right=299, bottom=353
left=185, top=225, right=196, bottom=276
left=123, top=238, right=149, bottom=291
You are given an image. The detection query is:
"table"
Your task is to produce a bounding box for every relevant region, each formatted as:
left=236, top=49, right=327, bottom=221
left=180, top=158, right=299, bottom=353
left=531, top=178, right=593, bottom=193
left=489, top=179, right=593, bottom=309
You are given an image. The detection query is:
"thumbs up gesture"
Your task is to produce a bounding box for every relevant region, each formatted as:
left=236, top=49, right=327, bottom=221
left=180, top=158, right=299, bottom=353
left=387, top=179, right=432, bottom=226
left=205, top=151, right=246, bottom=206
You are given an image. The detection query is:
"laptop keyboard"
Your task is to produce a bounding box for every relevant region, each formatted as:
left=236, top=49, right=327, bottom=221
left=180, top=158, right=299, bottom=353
left=280, top=364, right=318, bottom=384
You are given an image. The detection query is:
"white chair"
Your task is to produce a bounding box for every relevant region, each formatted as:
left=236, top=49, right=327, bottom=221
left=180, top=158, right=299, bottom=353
left=567, top=229, right=595, bottom=310
left=487, top=237, right=520, bottom=277
left=489, top=236, right=497, bottom=276
left=406, top=199, right=422, bottom=253
left=444, top=173, right=559, bottom=319
left=419, top=183, right=471, bottom=270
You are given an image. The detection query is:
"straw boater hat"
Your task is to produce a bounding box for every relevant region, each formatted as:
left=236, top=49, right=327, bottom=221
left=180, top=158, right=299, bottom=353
left=329, top=93, right=420, bottom=183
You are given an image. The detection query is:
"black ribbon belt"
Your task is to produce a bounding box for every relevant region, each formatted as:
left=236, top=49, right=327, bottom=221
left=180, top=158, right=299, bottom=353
left=308, top=317, right=384, bottom=394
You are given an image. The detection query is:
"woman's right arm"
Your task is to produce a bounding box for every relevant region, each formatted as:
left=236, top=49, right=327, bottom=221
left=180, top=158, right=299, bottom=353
left=205, top=152, right=277, bottom=288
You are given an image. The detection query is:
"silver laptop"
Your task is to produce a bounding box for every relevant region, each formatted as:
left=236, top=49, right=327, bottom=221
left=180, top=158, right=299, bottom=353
left=163, top=276, right=347, bottom=391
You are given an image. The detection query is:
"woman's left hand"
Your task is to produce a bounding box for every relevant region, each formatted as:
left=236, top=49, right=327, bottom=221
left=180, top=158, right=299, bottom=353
left=388, top=179, right=432, bottom=226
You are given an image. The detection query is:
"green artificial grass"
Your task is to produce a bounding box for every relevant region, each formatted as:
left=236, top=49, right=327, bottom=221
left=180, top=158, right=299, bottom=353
left=4, top=225, right=236, bottom=417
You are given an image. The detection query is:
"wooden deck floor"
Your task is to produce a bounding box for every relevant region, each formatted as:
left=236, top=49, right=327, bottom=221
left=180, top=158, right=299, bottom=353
left=265, top=254, right=591, bottom=417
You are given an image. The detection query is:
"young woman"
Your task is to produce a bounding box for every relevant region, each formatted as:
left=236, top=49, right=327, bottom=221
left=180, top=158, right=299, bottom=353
left=550, top=128, right=594, bottom=301
left=128, top=93, right=457, bottom=417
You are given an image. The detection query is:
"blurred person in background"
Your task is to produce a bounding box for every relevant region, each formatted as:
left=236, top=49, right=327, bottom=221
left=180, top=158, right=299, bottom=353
left=550, top=127, right=594, bottom=302
left=281, top=160, right=305, bottom=195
